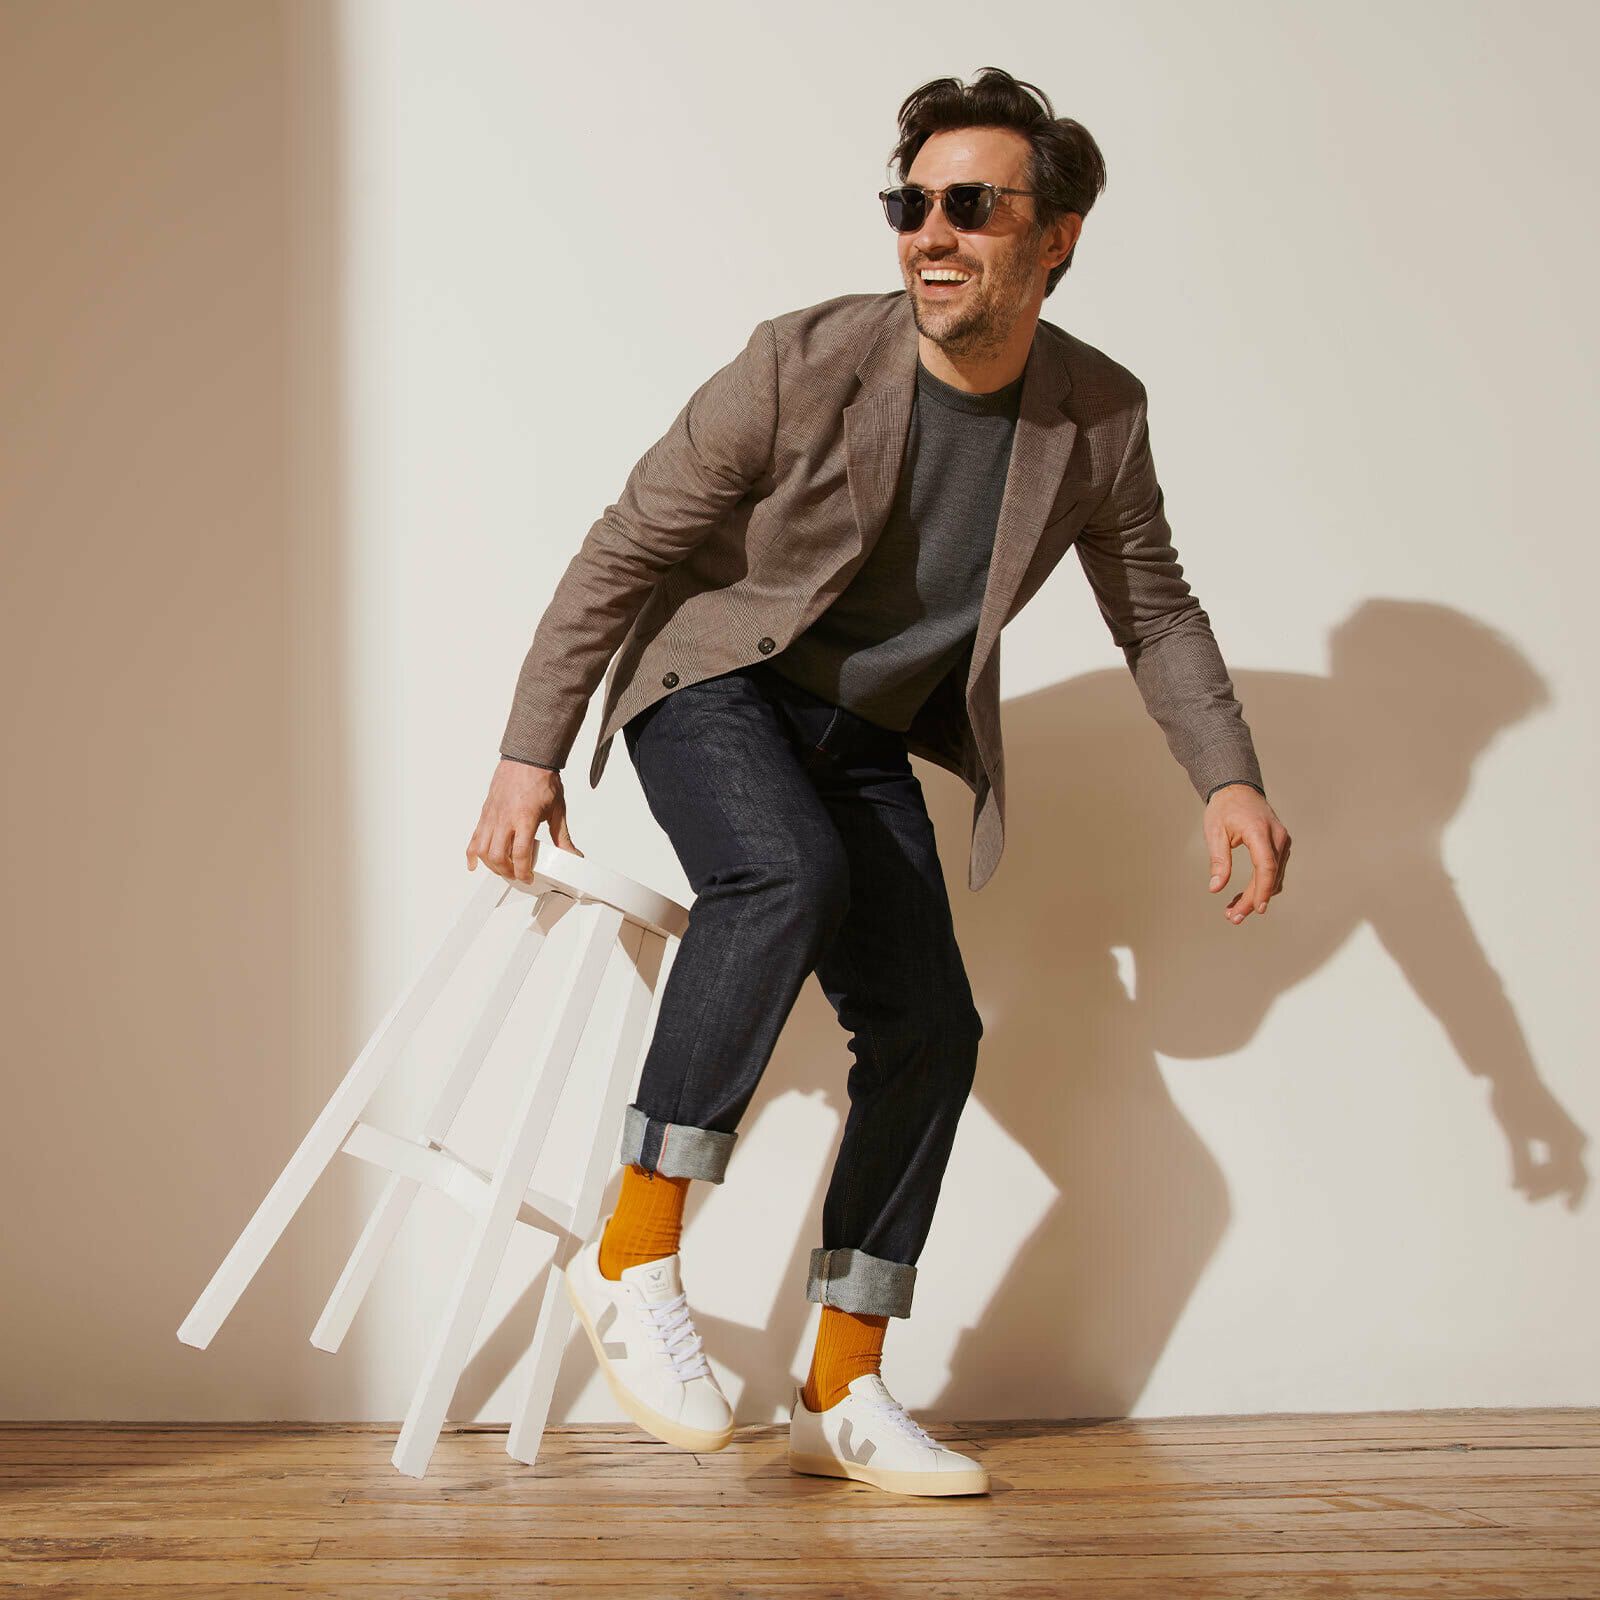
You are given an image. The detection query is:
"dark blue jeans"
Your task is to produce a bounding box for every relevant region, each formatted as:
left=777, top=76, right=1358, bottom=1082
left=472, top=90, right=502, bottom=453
left=616, top=658, right=983, bottom=1319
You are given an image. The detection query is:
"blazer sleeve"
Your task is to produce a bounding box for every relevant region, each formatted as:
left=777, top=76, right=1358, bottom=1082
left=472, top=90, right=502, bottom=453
left=1072, top=383, right=1266, bottom=802
left=498, top=319, right=780, bottom=768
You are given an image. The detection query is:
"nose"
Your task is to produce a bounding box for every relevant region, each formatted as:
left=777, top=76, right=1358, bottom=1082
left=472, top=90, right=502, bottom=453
left=909, top=194, right=959, bottom=258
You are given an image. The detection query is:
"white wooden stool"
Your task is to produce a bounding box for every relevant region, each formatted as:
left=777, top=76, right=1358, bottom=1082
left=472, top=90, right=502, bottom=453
left=176, top=846, right=689, bottom=1478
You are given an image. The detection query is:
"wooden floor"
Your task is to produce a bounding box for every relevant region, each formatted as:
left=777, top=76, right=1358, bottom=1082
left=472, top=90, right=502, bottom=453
left=2, top=1410, right=1596, bottom=1597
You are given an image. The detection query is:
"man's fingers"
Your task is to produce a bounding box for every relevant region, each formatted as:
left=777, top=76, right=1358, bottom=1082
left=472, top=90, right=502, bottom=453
left=1206, top=818, right=1231, bottom=892
left=466, top=763, right=577, bottom=884
left=1209, top=805, right=1291, bottom=925
left=551, top=801, right=584, bottom=857
left=1243, top=825, right=1279, bottom=913
left=509, top=823, right=538, bottom=883
left=485, top=819, right=522, bottom=882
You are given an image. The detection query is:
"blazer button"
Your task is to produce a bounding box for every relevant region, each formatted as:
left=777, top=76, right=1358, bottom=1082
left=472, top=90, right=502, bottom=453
left=757, top=636, right=775, bottom=654
left=661, top=671, right=679, bottom=688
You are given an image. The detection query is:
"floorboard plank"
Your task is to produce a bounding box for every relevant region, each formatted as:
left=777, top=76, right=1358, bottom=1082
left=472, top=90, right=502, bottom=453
left=0, top=1411, right=1592, bottom=1598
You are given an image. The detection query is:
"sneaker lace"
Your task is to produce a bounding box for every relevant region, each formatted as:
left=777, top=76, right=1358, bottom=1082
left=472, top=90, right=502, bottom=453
left=642, top=1290, right=711, bottom=1382
left=863, top=1390, right=939, bottom=1448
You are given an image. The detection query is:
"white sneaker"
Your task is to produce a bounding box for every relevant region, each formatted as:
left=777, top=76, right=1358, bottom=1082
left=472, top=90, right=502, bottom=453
left=788, top=1373, right=989, bottom=1496
left=563, top=1215, right=734, bottom=1452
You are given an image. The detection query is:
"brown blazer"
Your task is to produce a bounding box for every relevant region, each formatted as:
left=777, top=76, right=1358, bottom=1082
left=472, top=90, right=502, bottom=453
left=499, top=290, right=1263, bottom=892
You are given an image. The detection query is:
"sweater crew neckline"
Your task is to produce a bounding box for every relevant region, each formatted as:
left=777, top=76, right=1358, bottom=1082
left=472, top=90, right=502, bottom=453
left=915, top=357, right=1027, bottom=417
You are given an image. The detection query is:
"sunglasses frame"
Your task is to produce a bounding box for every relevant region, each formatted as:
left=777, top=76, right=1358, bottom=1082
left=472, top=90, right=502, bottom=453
left=877, top=181, right=1039, bottom=233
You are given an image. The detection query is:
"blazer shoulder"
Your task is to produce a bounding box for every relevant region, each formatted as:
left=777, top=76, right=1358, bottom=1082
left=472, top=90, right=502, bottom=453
left=765, top=291, right=902, bottom=365
left=1038, top=317, right=1147, bottom=431
left=768, top=290, right=901, bottom=337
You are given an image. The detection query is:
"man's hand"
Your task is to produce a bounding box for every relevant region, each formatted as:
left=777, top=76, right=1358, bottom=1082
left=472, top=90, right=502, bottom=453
left=1205, top=785, right=1290, bottom=925
left=466, top=759, right=584, bottom=884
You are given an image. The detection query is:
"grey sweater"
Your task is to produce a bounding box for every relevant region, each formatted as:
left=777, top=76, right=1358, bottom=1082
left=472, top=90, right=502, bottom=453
left=764, top=356, right=1025, bottom=731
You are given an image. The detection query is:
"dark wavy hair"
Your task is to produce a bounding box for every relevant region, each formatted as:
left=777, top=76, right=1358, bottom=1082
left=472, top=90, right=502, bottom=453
left=887, top=68, right=1108, bottom=298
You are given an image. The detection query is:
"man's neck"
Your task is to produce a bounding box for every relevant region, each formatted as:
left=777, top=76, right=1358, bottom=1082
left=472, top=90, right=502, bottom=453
left=916, top=314, right=1039, bottom=394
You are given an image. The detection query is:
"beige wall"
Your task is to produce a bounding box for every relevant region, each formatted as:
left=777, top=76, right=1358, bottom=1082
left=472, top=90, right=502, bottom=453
left=2, top=0, right=1595, bottom=1424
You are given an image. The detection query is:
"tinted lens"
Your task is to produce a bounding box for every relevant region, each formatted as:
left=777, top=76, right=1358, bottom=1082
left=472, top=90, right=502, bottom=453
left=945, top=185, right=993, bottom=229
left=883, top=187, right=926, bottom=232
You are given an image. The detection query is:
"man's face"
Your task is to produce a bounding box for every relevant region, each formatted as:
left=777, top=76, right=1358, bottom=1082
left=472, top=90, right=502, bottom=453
left=896, top=126, right=1070, bottom=355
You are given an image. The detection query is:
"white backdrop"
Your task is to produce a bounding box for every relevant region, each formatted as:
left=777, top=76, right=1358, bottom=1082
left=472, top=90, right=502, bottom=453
left=2, top=0, right=1594, bottom=1424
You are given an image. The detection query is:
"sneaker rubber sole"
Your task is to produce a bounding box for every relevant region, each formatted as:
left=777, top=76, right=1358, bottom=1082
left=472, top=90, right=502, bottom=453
left=787, top=1448, right=989, bottom=1496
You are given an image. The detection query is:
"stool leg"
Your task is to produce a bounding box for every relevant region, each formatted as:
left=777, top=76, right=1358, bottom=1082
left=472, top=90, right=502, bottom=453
left=392, top=898, right=624, bottom=1478
left=506, top=919, right=667, bottom=1465
left=177, top=871, right=512, bottom=1350
left=311, top=889, right=576, bottom=1353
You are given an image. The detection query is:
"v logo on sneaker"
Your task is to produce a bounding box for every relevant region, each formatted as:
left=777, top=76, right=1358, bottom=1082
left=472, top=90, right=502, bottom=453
left=838, top=1419, right=876, bottom=1464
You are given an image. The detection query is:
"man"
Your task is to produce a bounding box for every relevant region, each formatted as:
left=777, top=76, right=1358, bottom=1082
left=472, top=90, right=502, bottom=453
left=466, top=69, right=1291, bottom=1497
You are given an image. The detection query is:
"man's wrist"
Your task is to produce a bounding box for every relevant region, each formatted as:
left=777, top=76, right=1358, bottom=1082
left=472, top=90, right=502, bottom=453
left=501, top=752, right=562, bottom=773
left=1206, top=778, right=1265, bottom=803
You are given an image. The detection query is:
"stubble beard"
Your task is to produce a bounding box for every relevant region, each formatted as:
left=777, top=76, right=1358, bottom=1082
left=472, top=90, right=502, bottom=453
left=908, top=246, right=1033, bottom=362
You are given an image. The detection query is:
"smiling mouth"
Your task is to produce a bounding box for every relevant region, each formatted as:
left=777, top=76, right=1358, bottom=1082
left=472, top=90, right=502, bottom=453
left=918, top=273, right=973, bottom=293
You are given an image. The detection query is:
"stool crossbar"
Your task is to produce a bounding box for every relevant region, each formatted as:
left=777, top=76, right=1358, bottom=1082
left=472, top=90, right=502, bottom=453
left=176, top=848, right=688, bottom=1477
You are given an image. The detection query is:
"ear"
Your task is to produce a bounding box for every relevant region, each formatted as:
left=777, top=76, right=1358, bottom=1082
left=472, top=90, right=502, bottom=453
left=1051, top=212, right=1084, bottom=267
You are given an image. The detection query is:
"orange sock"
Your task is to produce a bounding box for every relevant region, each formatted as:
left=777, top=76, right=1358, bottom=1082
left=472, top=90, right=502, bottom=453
left=801, top=1305, right=889, bottom=1413
left=598, top=1163, right=692, bottom=1280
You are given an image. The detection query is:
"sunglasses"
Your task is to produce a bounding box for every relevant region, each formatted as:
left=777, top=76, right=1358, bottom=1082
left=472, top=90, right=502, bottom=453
left=878, top=181, right=1038, bottom=233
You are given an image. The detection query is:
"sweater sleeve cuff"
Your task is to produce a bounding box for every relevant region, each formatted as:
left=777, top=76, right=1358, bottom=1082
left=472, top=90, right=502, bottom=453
left=1205, top=778, right=1265, bottom=803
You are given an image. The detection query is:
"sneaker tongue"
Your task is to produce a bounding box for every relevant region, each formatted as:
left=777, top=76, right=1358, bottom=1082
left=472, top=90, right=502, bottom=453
left=619, top=1254, right=684, bottom=1307
left=847, top=1373, right=895, bottom=1406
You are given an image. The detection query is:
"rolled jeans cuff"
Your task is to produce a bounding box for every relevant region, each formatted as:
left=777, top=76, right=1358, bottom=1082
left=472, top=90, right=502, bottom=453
left=619, top=1102, right=737, bottom=1183
left=807, top=1245, right=917, bottom=1319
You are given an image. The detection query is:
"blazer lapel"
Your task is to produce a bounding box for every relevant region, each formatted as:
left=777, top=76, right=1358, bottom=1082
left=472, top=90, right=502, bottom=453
left=838, top=300, right=920, bottom=588
left=838, top=293, right=1079, bottom=706
left=965, top=324, right=1077, bottom=702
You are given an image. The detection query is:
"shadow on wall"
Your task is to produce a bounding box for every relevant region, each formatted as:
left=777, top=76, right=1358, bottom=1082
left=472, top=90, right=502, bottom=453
left=541, top=599, right=1580, bottom=1426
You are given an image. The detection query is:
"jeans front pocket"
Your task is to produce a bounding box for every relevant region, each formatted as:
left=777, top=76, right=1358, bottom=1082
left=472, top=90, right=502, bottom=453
left=810, top=704, right=847, bottom=754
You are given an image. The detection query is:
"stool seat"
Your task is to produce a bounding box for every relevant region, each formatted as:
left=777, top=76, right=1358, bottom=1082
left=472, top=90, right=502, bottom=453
left=507, top=844, right=688, bottom=941
left=176, top=845, right=689, bottom=1477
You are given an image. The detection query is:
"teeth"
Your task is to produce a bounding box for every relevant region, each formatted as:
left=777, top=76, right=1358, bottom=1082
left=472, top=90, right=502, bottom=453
left=921, top=270, right=970, bottom=283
